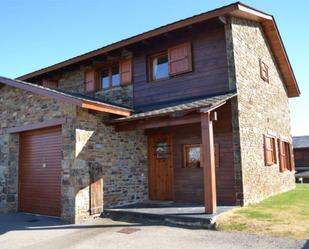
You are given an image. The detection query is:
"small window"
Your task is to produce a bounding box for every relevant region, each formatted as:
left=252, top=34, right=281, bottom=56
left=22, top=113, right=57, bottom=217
left=264, top=135, right=277, bottom=166
left=259, top=59, right=269, bottom=82
left=150, top=52, right=169, bottom=81
left=155, top=142, right=169, bottom=160
left=183, top=144, right=201, bottom=168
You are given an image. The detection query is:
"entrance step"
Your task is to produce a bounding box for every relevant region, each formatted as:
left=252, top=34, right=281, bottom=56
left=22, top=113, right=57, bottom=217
left=102, top=202, right=235, bottom=229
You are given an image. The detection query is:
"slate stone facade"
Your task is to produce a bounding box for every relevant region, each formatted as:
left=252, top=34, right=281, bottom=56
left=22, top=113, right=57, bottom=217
left=0, top=86, right=147, bottom=223
left=58, top=69, right=133, bottom=107
left=225, top=17, right=295, bottom=205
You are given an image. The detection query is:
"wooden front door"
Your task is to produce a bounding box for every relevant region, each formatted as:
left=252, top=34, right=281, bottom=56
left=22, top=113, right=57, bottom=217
left=148, top=133, right=173, bottom=200
left=19, top=126, right=62, bottom=217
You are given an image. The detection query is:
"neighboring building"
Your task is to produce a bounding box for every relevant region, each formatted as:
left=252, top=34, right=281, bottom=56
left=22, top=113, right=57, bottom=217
left=293, top=136, right=309, bottom=183
left=0, top=2, right=300, bottom=223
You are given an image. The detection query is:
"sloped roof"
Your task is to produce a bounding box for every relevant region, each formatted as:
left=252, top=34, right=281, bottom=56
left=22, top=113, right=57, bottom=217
left=295, top=171, right=309, bottom=178
left=0, top=76, right=132, bottom=116
left=16, top=2, right=300, bottom=97
left=293, top=136, right=309, bottom=149
left=111, top=92, right=237, bottom=123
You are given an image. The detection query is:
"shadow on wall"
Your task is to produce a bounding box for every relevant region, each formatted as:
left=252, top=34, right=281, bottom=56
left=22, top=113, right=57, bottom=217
left=72, top=116, right=148, bottom=222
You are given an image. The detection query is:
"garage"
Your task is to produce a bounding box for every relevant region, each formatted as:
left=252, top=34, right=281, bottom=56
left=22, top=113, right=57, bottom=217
left=19, top=126, right=62, bottom=217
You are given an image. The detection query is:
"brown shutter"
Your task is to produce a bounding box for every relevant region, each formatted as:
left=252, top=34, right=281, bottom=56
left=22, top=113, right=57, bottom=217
left=84, top=69, right=96, bottom=93
left=279, top=140, right=286, bottom=172
left=215, top=143, right=220, bottom=168
left=42, top=80, right=58, bottom=89
left=264, top=135, right=274, bottom=166
left=168, top=42, right=192, bottom=76
left=289, top=143, right=295, bottom=171
left=120, top=59, right=133, bottom=85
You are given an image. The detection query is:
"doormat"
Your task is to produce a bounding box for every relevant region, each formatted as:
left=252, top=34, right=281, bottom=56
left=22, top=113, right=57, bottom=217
left=117, top=228, right=141, bottom=234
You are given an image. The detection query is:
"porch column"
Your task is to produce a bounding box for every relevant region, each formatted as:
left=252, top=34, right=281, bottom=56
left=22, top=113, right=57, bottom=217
left=201, top=111, right=217, bottom=214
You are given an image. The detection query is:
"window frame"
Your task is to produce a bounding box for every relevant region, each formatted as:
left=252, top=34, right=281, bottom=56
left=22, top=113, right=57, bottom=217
left=183, top=144, right=202, bottom=168
left=98, top=63, right=121, bottom=90
left=147, top=51, right=170, bottom=82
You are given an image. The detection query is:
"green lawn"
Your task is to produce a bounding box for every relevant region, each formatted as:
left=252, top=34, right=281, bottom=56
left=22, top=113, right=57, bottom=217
left=215, top=184, right=309, bottom=240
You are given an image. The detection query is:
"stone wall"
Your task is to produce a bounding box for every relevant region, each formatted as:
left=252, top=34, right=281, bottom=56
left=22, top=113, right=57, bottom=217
left=75, top=109, right=148, bottom=212
left=226, top=17, right=295, bottom=205
left=0, top=86, right=78, bottom=222
left=0, top=85, right=147, bottom=223
left=58, top=69, right=133, bottom=107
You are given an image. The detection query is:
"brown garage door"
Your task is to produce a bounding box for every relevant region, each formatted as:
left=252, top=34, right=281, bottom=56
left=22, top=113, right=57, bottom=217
left=19, top=126, right=62, bottom=216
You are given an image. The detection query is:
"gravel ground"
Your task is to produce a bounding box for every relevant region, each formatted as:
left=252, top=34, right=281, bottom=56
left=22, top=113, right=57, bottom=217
left=0, top=213, right=308, bottom=249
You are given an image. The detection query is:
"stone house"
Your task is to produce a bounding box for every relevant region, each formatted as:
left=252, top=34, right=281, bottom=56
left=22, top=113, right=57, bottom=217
left=0, top=2, right=300, bottom=223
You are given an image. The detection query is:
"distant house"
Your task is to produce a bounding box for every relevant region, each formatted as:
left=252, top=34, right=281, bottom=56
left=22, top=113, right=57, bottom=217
left=293, top=136, right=309, bottom=183
left=0, top=2, right=300, bottom=223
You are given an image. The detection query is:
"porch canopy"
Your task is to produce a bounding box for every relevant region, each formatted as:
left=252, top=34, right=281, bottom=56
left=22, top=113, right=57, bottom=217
left=109, top=92, right=237, bottom=214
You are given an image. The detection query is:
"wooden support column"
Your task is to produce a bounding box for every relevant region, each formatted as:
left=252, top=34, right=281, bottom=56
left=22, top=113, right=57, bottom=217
left=201, top=111, right=217, bottom=214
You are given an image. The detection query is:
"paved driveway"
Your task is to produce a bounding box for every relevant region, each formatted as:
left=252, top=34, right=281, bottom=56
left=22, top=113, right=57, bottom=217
left=0, top=213, right=308, bottom=249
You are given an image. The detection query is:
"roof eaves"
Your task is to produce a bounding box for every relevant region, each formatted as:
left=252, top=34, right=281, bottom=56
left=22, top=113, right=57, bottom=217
left=0, top=76, right=132, bottom=116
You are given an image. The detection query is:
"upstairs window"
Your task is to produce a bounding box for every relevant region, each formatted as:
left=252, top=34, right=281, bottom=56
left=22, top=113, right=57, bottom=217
left=148, top=42, right=192, bottom=82
left=150, top=52, right=169, bottom=81
left=100, top=64, right=120, bottom=89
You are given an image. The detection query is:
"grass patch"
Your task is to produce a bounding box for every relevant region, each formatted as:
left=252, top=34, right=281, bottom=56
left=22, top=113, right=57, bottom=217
left=216, top=184, right=309, bottom=240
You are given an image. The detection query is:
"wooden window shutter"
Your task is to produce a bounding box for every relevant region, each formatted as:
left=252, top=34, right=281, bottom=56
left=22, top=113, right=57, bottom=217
left=120, top=59, right=133, bottom=85
left=264, top=135, right=274, bottom=166
left=215, top=144, right=220, bottom=168
left=42, top=79, right=58, bottom=89
left=84, top=69, right=96, bottom=93
left=279, top=140, right=286, bottom=172
left=168, top=42, right=192, bottom=76
left=289, top=143, right=295, bottom=171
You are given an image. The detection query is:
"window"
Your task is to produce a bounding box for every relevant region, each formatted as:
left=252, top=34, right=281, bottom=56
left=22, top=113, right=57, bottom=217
left=150, top=52, right=169, bottom=81
left=101, top=68, right=110, bottom=89
left=100, top=64, right=120, bottom=89
left=183, top=144, right=201, bottom=168
left=278, top=140, right=294, bottom=172
left=111, top=65, right=120, bottom=87
left=155, top=142, right=169, bottom=160
left=148, top=42, right=192, bottom=82
left=264, top=135, right=277, bottom=166
left=259, top=59, right=269, bottom=82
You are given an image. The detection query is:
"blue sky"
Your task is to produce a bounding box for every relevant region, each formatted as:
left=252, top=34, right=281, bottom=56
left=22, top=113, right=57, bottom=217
left=0, top=0, right=308, bottom=135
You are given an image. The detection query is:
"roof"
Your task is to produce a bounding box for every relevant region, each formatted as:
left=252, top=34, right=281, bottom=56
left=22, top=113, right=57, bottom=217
left=111, top=92, right=237, bottom=123
left=293, top=136, right=309, bottom=149
left=16, top=2, right=300, bottom=98
left=0, top=76, right=132, bottom=116
left=295, top=171, right=309, bottom=178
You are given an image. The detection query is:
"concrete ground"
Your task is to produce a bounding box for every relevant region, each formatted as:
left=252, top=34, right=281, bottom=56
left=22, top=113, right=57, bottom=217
left=0, top=213, right=308, bottom=249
